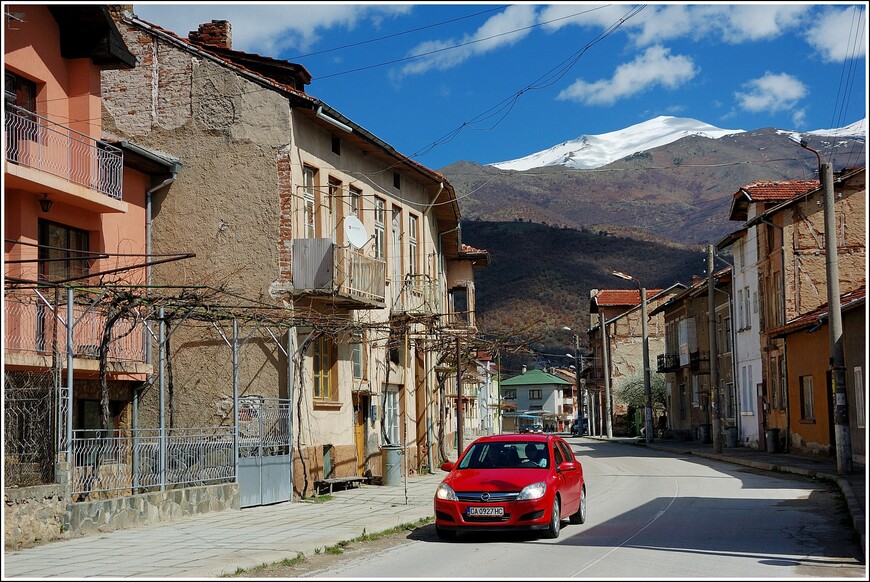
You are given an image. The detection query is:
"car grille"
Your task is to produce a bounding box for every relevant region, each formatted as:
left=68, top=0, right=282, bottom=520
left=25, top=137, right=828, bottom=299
left=456, top=491, right=520, bottom=503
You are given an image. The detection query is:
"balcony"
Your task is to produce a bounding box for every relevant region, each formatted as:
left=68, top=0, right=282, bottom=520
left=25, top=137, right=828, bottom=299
left=3, top=288, right=148, bottom=371
left=292, top=239, right=386, bottom=309
left=391, top=274, right=439, bottom=317
left=5, top=105, right=124, bottom=210
left=657, top=353, right=680, bottom=373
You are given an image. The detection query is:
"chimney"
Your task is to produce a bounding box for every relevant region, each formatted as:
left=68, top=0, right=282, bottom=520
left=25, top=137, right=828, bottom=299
left=522, top=365, right=527, bottom=374
left=189, top=20, right=232, bottom=50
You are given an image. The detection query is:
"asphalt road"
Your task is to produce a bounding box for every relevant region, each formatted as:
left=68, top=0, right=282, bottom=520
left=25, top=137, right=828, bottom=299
left=286, top=441, right=865, bottom=579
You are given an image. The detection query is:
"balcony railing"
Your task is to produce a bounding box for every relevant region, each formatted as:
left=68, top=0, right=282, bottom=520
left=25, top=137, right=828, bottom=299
left=657, top=353, right=680, bottom=373
left=292, top=239, right=386, bottom=308
left=5, top=104, right=123, bottom=199
left=3, top=289, right=147, bottom=363
left=392, top=274, right=439, bottom=316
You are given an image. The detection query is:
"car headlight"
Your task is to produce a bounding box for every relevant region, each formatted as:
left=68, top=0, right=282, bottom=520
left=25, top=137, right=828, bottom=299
left=435, top=483, right=458, bottom=501
left=517, top=481, right=547, bottom=501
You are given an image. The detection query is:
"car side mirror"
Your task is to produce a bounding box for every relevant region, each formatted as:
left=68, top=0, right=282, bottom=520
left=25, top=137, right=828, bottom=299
left=557, top=461, right=576, bottom=472
left=440, top=461, right=454, bottom=472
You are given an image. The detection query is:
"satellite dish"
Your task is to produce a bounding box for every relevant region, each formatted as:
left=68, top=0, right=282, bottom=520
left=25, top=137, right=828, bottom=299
left=344, top=215, right=368, bottom=249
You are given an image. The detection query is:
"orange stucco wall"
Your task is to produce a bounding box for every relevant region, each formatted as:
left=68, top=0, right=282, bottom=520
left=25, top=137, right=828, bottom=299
left=785, top=327, right=832, bottom=455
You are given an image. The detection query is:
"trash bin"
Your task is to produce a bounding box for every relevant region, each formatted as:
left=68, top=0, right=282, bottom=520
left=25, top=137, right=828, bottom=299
left=381, top=444, right=403, bottom=487
left=699, top=423, right=711, bottom=443
left=726, top=427, right=738, bottom=448
left=766, top=428, right=780, bottom=453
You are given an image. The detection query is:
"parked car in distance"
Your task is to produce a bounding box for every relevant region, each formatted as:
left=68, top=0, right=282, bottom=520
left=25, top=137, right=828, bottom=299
left=434, top=434, right=586, bottom=541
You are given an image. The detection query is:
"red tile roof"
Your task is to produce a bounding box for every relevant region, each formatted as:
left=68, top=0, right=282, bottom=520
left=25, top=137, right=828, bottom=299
left=770, top=286, right=865, bottom=337
left=595, top=289, right=664, bottom=306
left=738, top=179, right=819, bottom=202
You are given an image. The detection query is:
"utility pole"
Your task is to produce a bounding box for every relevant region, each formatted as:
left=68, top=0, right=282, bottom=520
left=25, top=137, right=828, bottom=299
left=455, top=336, right=463, bottom=456
left=708, top=245, right=722, bottom=454
left=598, top=312, right=614, bottom=438
left=821, top=162, right=852, bottom=473
left=612, top=271, right=650, bottom=442
left=796, top=139, right=852, bottom=473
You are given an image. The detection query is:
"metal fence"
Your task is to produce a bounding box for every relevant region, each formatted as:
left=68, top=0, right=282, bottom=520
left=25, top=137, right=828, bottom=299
left=238, top=397, right=292, bottom=457
left=3, top=369, right=62, bottom=487
left=70, top=426, right=236, bottom=498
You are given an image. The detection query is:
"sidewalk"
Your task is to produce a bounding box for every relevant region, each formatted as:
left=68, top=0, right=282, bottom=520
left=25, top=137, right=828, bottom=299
left=3, top=438, right=865, bottom=578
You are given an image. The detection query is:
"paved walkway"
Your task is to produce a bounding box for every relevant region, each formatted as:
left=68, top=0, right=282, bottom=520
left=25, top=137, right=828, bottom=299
left=3, top=437, right=865, bottom=578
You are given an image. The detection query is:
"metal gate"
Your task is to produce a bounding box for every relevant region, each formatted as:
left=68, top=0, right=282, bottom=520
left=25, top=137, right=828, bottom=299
left=238, top=398, right=292, bottom=508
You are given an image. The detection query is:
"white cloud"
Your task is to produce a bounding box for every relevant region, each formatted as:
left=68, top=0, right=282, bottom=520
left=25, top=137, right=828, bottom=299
left=540, top=4, right=811, bottom=47
left=556, top=45, right=697, bottom=106
left=804, top=6, right=868, bottom=63
left=133, top=3, right=411, bottom=55
left=734, top=72, right=808, bottom=113
left=397, top=5, right=538, bottom=76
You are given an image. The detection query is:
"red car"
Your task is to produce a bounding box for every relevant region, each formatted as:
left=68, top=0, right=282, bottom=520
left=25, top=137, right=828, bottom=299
left=434, top=433, right=586, bottom=540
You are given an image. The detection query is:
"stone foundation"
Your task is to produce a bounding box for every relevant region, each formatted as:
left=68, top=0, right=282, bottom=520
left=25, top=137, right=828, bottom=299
left=5, top=482, right=239, bottom=550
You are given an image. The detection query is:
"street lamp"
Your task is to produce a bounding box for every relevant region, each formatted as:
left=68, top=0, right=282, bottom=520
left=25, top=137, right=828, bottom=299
left=612, top=270, right=653, bottom=443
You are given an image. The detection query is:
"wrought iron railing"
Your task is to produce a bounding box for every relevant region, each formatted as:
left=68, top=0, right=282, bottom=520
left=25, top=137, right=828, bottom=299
left=3, top=288, right=147, bottom=363
left=5, top=104, right=123, bottom=199
left=657, top=353, right=680, bottom=372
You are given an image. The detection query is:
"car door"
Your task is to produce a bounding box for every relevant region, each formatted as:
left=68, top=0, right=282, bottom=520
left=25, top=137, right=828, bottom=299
left=555, top=440, right=581, bottom=514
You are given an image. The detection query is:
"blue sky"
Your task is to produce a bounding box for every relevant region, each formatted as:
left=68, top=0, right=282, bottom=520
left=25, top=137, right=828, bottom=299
left=133, top=2, right=868, bottom=170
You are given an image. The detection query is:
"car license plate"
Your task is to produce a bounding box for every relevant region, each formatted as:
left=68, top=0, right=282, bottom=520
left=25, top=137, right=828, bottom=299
left=467, top=506, right=504, bottom=517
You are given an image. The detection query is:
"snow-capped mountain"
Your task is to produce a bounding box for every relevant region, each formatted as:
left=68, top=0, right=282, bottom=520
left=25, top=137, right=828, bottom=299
left=490, top=115, right=866, bottom=172
left=489, top=116, right=744, bottom=171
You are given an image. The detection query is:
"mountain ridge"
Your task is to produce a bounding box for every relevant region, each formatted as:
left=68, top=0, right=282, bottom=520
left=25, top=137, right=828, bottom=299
left=486, top=115, right=866, bottom=172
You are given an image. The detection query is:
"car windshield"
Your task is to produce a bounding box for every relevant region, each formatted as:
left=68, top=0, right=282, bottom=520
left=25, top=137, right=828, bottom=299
left=457, top=441, right=549, bottom=469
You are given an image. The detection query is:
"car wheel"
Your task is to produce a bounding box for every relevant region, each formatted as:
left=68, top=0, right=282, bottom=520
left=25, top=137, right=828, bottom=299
left=543, top=497, right=561, bottom=539
left=436, top=525, right=456, bottom=541
left=570, top=484, right=587, bottom=524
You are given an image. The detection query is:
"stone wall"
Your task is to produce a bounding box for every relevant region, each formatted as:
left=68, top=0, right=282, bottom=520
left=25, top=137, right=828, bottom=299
left=5, top=483, right=239, bottom=550
left=4, top=485, right=67, bottom=549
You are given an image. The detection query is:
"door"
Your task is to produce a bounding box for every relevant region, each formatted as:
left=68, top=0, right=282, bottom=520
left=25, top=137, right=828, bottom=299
left=353, top=394, right=367, bottom=476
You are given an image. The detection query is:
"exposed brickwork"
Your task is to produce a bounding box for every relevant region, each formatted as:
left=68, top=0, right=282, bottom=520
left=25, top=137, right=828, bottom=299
left=188, top=20, right=232, bottom=50
left=277, top=152, right=293, bottom=282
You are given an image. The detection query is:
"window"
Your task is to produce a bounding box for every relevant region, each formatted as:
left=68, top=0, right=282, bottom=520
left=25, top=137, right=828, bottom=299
left=331, top=135, right=341, bottom=155
left=530, top=405, right=543, bottom=411
left=313, top=335, right=336, bottom=400
left=449, top=286, right=469, bottom=325
left=769, top=356, right=778, bottom=410
left=743, top=287, right=751, bottom=329
left=752, top=291, right=758, bottom=314
left=351, top=340, right=366, bottom=380
left=408, top=214, right=418, bottom=276
left=737, top=289, right=744, bottom=329
left=373, top=196, right=385, bottom=259
left=773, top=272, right=783, bottom=326
left=720, top=315, right=732, bottom=353
left=779, top=356, right=787, bottom=411
left=5, top=70, right=36, bottom=111
left=855, top=367, right=865, bottom=429
left=800, top=376, right=814, bottom=420
left=529, top=389, right=542, bottom=400
left=503, top=389, right=516, bottom=400
left=393, top=171, right=400, bottom=189
left=349, top=186, right=361, bottom=217
left=38, top=220, right=90, bottom=282
left=384, top=388, right=399, bottom=444
left=328, top=177, right=341, bottom=240
left=303, top=166, right=317, bottom=239
left=692, top=375, right=699, bottom=407
left=391, top=207, right=402, bottom=284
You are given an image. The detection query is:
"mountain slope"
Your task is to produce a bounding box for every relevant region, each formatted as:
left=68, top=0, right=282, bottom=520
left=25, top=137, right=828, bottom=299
left=442, top=124, right=866, bottom=247
left=489, top=116, right=744, bottom=171
left=442, top=118, right=865, bottom=357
